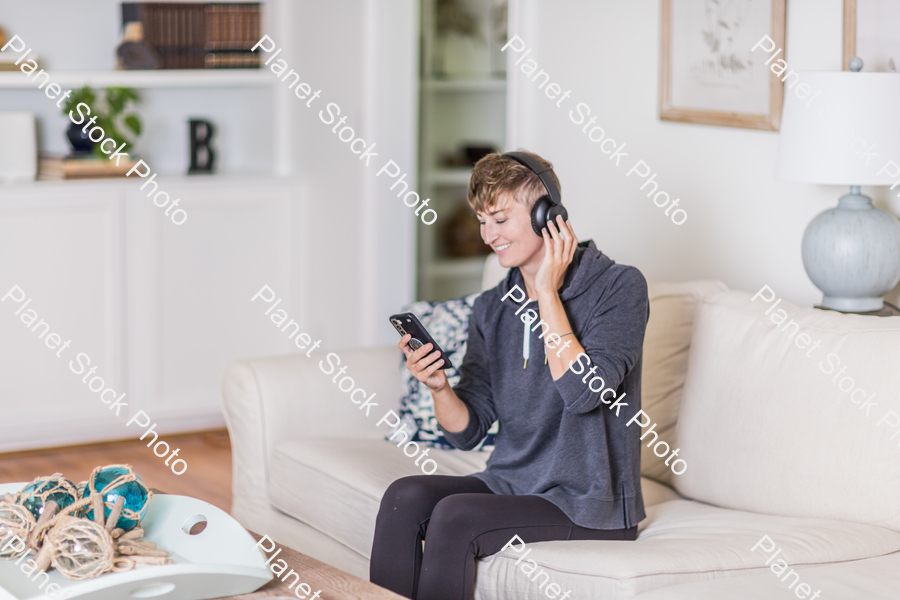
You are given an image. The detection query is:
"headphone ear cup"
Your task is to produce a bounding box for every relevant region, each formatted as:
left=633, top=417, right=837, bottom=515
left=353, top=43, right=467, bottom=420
left=548, top=204, right=568, bottom=224
left=532, top=197, right=569, bottom=236
left=531, top=196, right=552, bottom=236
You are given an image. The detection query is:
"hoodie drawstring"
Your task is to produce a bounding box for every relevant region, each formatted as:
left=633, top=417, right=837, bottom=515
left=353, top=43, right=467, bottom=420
left=523, top=319, right=529, bottom=369
left=523, top=316, right=549, bottom=368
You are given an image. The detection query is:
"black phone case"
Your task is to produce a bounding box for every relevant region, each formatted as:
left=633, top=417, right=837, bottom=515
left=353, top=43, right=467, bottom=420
left=389, top=313, right=450, bottom=370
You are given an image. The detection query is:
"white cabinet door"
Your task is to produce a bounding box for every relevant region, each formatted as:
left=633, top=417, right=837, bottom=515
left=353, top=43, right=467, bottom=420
left=0, top=178, right=302, bottom=452
left=0, top=187, right=126, bottom=452
left=125, top=179, right=301, bottom=433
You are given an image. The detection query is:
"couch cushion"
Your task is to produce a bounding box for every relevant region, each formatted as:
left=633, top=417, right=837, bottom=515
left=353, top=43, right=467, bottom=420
left=473, top=499, right=900, bottom=600
left=675, top=290, right=900, bottom=530
left=631, top=551, right=900, bottom=600
left=638, top=280, right=727, bottom=485
left=267, top=438, right=680, bottom=559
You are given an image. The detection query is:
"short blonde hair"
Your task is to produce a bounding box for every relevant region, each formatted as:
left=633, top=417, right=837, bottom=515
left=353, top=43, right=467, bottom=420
left=467, top=150, right=560, bottom=214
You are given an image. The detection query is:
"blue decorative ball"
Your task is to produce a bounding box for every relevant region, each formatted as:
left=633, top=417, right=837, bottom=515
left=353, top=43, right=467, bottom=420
left=84, top=466, right=150, bottom=531
left=19, top=478, right=78, bottom=521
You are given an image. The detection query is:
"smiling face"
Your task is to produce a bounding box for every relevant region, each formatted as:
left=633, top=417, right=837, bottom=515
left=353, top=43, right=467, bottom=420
left=477, top=192, right=545, bottom=270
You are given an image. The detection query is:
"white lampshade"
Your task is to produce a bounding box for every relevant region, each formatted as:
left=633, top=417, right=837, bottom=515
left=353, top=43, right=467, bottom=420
left=775, top=72, right=900, bottom=185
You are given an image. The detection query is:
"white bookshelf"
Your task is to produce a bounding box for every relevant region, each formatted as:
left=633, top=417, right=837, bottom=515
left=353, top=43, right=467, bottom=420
left=0, top=174, right=302, bottom=452
left=417, top=0, right=509, bottom=301
left=0, top=0, right=290, bottom=176
left=0, top=0, right=303, bottom=451
left=421, top=78, right=506, bottom=93
left=0, top=69, right=276, bottom=89
left=0, top=0, right=424, bottom=450
left=423, top=167, right=473, bottom=187
left=429, top=257, right=489, bottom=278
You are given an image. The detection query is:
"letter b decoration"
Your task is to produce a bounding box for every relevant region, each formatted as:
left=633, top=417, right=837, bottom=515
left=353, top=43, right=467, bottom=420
left=188, top=119, right=215, bottom=174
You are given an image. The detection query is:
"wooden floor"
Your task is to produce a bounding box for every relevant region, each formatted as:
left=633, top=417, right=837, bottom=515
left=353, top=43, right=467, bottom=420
left=0, top=429, right=233, bottom=513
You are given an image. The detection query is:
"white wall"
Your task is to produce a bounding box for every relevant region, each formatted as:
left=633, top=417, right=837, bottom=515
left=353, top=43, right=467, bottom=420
left=286, top=0, right=419, bottom=349
left=507, top=0, right=900, bottom=306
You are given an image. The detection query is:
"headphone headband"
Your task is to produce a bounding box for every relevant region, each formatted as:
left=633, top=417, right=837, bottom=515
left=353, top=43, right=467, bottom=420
left=503, top=151, right=562, bottom=206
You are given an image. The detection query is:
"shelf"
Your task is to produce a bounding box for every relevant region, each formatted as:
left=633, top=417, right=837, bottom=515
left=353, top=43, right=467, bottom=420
left=422, top=78, right=506, bottom=93
left=0, top=173, right=297, bottom=192
left=424, top=168, right=473, bottom=187
left=424, top=256, right=488, bottom=279
left=0, top=69, right=276, bottom=89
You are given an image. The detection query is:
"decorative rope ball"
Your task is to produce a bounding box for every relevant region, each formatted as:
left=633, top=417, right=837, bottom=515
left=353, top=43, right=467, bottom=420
left=83, top=465, right=151, bottom=532
left=15, top=474, right=78, bottom=521
left=0, top=503, right=35, bottom=559
left=48, top=516, right=115, bottom=580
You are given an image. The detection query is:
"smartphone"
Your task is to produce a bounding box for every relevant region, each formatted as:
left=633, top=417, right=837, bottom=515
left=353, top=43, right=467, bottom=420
left=389, top=313, right=450, bottom=370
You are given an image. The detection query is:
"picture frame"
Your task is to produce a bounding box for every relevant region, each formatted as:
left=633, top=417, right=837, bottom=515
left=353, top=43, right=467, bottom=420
left=843, top=0, right=900, bottom=72
left=659, top=0, right=786, bottom=131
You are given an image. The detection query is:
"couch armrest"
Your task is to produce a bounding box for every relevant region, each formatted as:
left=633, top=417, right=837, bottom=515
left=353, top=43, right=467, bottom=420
left=221, top=345, right=402, bottom=517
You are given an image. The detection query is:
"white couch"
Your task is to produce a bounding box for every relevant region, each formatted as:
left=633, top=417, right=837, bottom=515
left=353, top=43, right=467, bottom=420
left=221, top=256, right=900, bottom=599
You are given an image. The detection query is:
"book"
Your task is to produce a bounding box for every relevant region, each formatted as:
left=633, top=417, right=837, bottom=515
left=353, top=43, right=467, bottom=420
left=205, top=4, right=260, bottom=50
left=0, top=53, right=40, bottom=71
left=205, top=3, right=261, bottom=68
left=39, top=155, right=141, bottom=180
left=121, top=2, right=261, bottom=70
left=205, top=51, right=259, bottom=69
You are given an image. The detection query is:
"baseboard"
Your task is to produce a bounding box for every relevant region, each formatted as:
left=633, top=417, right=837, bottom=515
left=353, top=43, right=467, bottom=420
left=0, top=411, right=226, bottom=454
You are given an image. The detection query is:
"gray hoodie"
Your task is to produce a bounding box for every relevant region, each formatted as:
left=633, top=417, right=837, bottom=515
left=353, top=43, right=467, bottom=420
left=438, top=240, right=649, bottom=530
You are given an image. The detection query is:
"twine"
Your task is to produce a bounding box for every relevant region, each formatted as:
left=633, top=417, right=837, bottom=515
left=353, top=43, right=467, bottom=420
left=3, top=464, right=170, bottom=579
left=0, top=503, right=35, bottom=559
left=43, top=464, right=153, bottom=533
left=48, top=516, right=115, bottom=580
left=11, top=473, right=78, bottom=508
left=45, top=510, right=172, bottom=579
left=7, top=474, right=77, bottom=551
left=84, top=464, right=152, bottom=524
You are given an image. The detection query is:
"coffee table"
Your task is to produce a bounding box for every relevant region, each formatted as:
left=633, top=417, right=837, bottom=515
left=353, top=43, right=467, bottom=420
left=141, top=490, right=402, bottom=600
left=223, top=532, right=405, bottom=600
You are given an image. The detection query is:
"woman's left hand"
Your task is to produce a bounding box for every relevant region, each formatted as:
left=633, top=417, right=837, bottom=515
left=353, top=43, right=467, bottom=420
left=535, top=215, right=577, bottom=296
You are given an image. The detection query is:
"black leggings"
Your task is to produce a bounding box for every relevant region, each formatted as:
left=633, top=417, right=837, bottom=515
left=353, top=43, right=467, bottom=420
left=369, top=475, right=637, bottom=600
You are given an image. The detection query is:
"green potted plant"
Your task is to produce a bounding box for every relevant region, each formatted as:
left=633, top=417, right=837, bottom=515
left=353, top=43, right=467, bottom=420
left=61, top=86, right=142, bottom=157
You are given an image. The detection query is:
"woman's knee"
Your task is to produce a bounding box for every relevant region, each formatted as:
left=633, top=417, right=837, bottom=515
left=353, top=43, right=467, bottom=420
left=380, top=475, right=438, bottom=511
left=429, top=494, right=486, bottom=533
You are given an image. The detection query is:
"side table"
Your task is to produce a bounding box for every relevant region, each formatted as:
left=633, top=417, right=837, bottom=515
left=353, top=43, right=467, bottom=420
left=814, top=302, right=900, bottom=317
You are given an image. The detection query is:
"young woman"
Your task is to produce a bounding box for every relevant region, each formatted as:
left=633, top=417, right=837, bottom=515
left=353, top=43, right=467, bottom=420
left=370, top=151, right=650, bottom=600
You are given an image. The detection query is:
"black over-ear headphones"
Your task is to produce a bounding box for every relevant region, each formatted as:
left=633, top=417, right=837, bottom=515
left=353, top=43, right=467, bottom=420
left=503, top=151, right=568, bottom=237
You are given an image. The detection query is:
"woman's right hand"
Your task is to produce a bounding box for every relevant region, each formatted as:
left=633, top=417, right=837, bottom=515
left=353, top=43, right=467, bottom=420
left=399, top=334, right=448, bottom=391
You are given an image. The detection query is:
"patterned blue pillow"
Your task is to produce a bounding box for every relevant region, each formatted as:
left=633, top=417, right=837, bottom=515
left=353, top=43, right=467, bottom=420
left=386, top=293, right=498, bottom=450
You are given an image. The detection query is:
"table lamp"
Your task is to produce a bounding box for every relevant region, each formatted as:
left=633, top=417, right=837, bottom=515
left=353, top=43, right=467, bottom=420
left=775, top=58, right=900, bottom=312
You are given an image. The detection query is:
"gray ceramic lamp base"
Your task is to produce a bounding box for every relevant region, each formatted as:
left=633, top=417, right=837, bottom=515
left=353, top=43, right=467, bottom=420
left=801, top=190, right=900, bottom=312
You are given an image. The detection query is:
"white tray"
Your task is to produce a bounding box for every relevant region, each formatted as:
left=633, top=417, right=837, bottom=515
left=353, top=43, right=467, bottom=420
left=0, top=482, right=273, bottom=600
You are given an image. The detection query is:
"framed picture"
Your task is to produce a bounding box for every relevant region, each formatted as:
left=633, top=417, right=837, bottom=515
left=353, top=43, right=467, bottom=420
left=843, top=0, right=900, bottom=71
left=660, top=0, right=786, bottom=131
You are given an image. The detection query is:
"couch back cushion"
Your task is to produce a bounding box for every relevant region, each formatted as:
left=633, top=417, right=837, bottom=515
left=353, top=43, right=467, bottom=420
left=639, top=280, right=728, bottom=484
left=481, top=253, right=508, bottom=291
left=483, top=253, right=726, bottom=484
left=675, top=290, right=900, bottom=530
left=388, top=293, right=498, bottom=450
